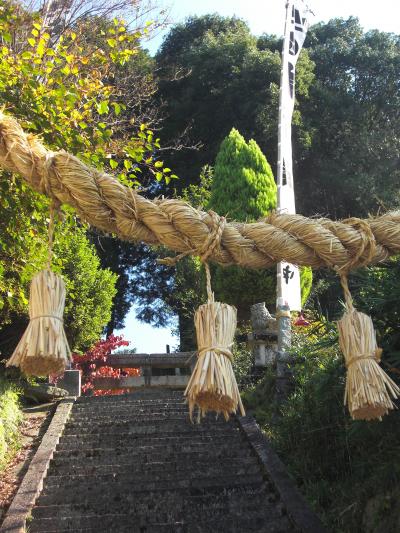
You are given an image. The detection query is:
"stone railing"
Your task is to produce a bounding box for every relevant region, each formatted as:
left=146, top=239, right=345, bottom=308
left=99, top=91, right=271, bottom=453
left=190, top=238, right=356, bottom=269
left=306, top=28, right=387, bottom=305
left=92, top=352, right=195, bottom=391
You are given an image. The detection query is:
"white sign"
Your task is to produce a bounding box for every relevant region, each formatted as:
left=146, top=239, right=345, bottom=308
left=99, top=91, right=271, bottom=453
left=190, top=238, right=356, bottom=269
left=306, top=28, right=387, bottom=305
left=278, top=262, right=302, bottom=311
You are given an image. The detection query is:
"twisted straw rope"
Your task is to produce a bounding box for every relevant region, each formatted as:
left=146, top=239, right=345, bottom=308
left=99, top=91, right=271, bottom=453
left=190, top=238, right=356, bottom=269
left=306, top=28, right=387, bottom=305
left=1, top=111, right=399, bottom=270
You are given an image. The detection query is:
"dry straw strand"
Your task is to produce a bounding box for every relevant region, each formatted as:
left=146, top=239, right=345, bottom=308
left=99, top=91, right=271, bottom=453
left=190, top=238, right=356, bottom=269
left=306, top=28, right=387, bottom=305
left=182, top=226, right=244, bottom=421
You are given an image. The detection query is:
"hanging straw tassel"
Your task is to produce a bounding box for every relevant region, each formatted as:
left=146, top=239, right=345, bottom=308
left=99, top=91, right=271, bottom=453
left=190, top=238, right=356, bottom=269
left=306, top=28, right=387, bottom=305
left=6, top=202, right=71, bottom=376
left=185, top=263, right=245, bottom=421
left=337, top=275, right=400, bottom=420
left=7, top=270, right=71, bottom=376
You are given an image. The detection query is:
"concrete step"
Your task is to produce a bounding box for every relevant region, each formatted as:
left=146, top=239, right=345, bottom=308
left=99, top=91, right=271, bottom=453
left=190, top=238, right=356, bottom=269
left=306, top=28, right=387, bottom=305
left=63, top=417, right=236, bottom=434
left=29, top=506, right=290, bottom=531
left=63, top=416, right=240, bottom=431
left=75, top=391, right=185, bottom=402
left=71, top=402, right=188, bottom=413
left=25, top=391, right=315, bottom=533
left=74, top=397, right=185, bottom=407
left=68, top=410, right=190, bottom=422
left=44, top=463, right=262, bottom=487
left=63, top=421, right=240, bottom=436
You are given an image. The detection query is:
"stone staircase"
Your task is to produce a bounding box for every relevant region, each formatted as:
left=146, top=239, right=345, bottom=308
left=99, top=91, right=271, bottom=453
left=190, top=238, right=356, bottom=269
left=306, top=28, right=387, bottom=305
left=25, top=390, right=320, bottom=532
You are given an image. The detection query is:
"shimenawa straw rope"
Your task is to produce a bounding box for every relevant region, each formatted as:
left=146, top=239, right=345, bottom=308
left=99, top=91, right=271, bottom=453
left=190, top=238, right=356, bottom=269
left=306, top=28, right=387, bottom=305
left=1, top=112, right=400, bottom=273
left=1, top=112, right=399, bottom=419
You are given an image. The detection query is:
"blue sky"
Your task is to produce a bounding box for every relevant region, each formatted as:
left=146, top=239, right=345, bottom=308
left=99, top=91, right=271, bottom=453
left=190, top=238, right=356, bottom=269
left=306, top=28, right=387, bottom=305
left=117, top=0, right=399, bottom=353
left=145, top=0, right=400, bottom=55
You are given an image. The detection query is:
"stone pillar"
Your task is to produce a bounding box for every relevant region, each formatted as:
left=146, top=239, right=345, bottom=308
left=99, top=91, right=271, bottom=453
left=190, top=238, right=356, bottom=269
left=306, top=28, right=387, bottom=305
left=276, top=303, right=293, bottom=403
left=56, top=369, right=81, bottom=397
left=143, top=365, right=152, bottom=386
left=249, top=303, right=278, bottom=368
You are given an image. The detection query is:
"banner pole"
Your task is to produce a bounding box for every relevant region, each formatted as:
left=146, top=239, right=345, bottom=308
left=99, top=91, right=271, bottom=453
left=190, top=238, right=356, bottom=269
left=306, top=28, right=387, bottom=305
left=276, top=0, right=293, bottom=309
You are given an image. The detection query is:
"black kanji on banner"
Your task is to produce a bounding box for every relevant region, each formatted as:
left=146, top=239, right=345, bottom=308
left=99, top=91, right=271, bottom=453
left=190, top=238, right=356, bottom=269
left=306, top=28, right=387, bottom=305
left=282, top=264, right=295, bottom=284
left=287, top=4, right=308, bottom=99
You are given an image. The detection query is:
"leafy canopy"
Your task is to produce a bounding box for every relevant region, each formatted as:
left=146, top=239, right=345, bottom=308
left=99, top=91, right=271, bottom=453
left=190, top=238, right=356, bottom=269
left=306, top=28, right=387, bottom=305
left=0, top=1, right=170, bottom=356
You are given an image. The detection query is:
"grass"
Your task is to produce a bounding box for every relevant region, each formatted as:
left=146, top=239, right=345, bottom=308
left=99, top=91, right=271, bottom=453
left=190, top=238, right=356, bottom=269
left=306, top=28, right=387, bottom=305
left=0, top=378, right=23, bottom=473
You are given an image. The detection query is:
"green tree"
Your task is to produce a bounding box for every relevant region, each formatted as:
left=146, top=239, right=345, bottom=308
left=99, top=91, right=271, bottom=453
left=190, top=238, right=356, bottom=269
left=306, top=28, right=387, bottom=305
left=208, top=129, right=276, bottom=321
left=0, top=181, right=117, bottom=355
left=0, top=1, right=169, bottom=359
left=156, top=14, right=314, bottom=190
left=298, top=18, right=400, bottom=218
left=209, top=129, right=312, bottom=320
left=54, top=226, right=117, bottom=351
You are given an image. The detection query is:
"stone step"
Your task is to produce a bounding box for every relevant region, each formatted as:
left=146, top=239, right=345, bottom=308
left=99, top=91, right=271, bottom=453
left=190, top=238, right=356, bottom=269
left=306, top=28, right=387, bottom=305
left=47, top=455, right=259, bottom=476
left=73, top=397, right=185, bottom=407
left=68, top=410, right=190, bottom=422
left=66, top=418, right=239, bottom=430
left=37, top=477, right=266, bottom=506
left=25, top=390, right=315, bottom=533
left=63, top=418, right=240, bottom=437
left=54, top=442, right=248, bottom=460
left=52, top=443, right=255, bottom=465
left=72, top=402, right=188, bottom=418
left=32, top=487, right=278, bottom=519
left=44, top=465, right=262, bottom=488
left=55, top=431, right=245, bottom=451
left=28, top=511, right=293, bottom=533
left=68, top=410, right=207, bottom=422
left=67, top=409, right=231, bottom=427
left=75, top=391, right=184, bottom=402
left=43, top=466, right=264, bottom=490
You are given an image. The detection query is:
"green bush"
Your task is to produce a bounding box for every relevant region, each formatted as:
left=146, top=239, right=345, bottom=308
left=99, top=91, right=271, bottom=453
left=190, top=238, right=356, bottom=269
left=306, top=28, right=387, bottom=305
left=246, top=320, right=400, bottom=531
left=0, top=378, right=23, bottom=472
left=209, top=128, right=276, bottom=221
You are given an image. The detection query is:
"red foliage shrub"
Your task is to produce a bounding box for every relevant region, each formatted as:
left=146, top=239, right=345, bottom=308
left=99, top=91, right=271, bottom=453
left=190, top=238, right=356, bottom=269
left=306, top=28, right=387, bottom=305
left=72, top=335, right=140, bottom=396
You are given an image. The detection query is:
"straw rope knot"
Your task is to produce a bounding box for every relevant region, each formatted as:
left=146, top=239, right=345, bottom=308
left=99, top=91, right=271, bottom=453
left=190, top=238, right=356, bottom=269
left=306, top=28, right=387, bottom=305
left=197, top=346, right=233, bottom=363
left=198, top=210, right=226, bottom=263
left=339, top=217, right=377, bottom=273
left=40, top=151, right=56, bottom=196
left=335, top=218, right=377, bottom=313
left=345, top=348, right=382, bottom=369
left=158, top=210, right=226, bottom=267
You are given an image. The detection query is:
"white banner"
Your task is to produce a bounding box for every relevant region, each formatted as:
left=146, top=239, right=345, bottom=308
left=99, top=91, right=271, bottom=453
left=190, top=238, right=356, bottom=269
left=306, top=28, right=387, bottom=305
left=277, top=0, right=310, bottom=311
left=280, top=0, right=310, bottom=197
